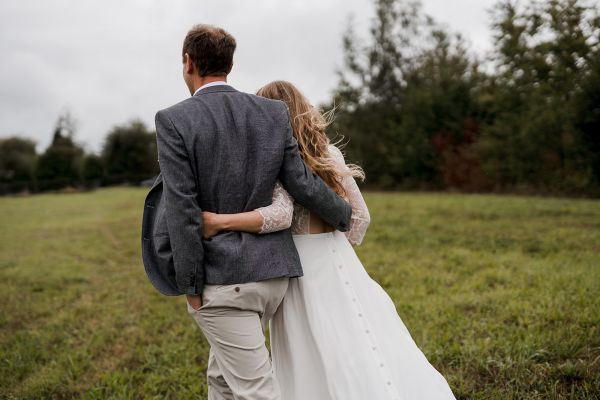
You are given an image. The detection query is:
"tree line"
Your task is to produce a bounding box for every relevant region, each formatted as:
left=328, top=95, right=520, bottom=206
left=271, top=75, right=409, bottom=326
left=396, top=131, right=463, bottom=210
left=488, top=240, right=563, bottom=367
left=327, top=0, right=600, bottom=196
left=0, top=111, right=159, bottom=195
left=1, top=0, right=598, bottom=196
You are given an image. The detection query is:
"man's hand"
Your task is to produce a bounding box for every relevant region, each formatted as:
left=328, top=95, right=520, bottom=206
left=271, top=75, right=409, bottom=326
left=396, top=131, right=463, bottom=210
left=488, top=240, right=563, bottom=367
left=186, top=294, right=202, bottom=311
left=202, top=211, right=223, bottom=239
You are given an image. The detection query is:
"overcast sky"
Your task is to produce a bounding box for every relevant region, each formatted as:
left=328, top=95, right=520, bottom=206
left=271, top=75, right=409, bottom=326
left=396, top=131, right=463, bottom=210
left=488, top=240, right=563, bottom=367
left=0, top=0, right=498, bottom=154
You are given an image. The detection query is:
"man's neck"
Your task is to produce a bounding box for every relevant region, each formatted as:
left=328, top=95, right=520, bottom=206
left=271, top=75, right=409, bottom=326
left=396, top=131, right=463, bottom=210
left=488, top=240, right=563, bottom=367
left=192, top=76, right=228, bottom=94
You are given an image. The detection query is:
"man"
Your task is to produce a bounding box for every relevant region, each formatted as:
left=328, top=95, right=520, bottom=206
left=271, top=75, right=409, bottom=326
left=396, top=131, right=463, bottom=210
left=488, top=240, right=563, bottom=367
left=141, top=24, right=352, bottom=399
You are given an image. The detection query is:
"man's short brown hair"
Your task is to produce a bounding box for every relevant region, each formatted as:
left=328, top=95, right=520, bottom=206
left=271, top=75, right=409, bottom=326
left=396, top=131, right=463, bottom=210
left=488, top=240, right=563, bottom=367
left=182, top=24, right=236, bottom=77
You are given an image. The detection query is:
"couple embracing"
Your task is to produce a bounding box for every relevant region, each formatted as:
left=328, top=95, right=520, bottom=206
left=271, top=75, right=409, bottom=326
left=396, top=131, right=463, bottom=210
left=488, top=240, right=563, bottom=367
left=141, top=24, right=456, bottom=400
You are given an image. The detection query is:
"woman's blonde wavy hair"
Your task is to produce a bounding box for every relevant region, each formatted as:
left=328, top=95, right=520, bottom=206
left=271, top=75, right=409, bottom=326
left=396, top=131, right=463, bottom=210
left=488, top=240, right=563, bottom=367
left=256, top=80, right=365, bottom=198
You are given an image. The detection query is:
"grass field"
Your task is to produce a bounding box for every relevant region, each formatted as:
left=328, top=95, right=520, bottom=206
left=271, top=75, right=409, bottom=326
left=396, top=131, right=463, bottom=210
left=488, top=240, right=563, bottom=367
left=0, top=187, right=599, bottom=399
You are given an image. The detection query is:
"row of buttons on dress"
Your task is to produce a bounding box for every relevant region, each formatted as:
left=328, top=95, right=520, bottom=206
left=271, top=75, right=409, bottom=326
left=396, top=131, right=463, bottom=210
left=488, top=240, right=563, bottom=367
left=330, top=238, right=403, bottom=400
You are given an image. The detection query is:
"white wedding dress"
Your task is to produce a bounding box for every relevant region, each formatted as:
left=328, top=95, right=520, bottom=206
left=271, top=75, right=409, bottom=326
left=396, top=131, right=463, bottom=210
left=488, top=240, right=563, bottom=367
left=254, top=145, right=456, bottom=400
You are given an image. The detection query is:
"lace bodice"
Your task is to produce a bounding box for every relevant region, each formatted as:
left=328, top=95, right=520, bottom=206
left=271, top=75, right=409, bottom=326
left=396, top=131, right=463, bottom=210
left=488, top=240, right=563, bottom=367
left=255, top=145, right=371, bottom=245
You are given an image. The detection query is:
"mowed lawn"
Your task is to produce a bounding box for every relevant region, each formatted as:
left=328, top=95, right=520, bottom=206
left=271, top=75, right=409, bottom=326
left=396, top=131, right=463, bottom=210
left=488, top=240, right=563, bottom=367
left=0, top=187, right=599, bottom=399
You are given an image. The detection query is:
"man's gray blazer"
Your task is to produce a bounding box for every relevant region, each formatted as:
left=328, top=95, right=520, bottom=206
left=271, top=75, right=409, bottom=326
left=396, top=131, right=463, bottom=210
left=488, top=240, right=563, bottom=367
left=141, top=84, right=352, bottom=296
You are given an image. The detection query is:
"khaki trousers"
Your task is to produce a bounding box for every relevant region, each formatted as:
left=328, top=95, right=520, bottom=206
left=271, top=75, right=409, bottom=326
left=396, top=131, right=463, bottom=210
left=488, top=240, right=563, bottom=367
left=186, top=277, right=290, bottom=400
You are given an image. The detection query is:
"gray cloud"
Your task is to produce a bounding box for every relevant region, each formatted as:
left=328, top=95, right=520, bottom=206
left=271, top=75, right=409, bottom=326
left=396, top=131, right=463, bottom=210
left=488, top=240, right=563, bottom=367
left=0, top=0, right=496, bottom=154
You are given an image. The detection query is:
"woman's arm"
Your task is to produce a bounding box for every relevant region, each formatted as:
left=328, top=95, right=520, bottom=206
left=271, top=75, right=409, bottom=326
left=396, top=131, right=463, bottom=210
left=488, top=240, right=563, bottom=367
left=329, top=145, right=371, bottom=246
left=342, top=175, right=371, bottom=246
left=202, top=210, right=264, bottom=237
left=202, top=181, right=294, bottom=239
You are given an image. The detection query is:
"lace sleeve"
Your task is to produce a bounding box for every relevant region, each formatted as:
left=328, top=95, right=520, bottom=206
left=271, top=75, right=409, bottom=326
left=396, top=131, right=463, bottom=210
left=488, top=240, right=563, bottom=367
left=329, top=145, right=371, bottom=245
left=255, top=180, right=294, bottom=234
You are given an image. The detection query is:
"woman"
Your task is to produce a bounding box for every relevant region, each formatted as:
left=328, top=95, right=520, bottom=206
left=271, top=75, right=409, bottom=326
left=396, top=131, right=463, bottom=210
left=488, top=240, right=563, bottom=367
left=201, top=81, right=456, bottom=400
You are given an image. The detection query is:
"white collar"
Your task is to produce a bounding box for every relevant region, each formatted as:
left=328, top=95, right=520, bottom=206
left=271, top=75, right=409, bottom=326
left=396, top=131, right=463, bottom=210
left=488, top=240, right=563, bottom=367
left=193, top=81, right=229, bottom=96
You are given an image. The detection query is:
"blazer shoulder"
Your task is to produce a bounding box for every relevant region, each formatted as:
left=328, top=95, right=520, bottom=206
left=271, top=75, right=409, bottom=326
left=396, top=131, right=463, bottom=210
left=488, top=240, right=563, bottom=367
left=240, top=91, right=285, bottom=109
left=254, top=95, right=290, bottom=123
left=155, top=96, right=197, bottom=119
left=262, top=96, right=288, bottom=113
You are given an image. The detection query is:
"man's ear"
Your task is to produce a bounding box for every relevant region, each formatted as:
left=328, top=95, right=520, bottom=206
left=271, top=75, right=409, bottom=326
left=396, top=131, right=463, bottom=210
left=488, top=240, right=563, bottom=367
left=184, top=53, right=195, bottom=75
left=226, top=62, right=234, bottom=75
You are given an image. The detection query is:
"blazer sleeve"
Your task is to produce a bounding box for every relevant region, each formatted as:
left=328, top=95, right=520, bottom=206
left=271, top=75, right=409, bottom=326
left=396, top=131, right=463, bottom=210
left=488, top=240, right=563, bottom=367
left=276, top=103, right=353, bottom=232
left=155, top=109, right=204, bottom=295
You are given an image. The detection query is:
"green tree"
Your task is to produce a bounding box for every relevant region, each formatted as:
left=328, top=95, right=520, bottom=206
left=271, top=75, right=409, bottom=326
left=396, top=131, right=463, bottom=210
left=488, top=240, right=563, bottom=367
left=36, top=111, right=85, bottom=190
left=0, top=137, right=37, bottom=194
left=82, top=154, right=105, bottom=186
left=329, top=0, right=482, bottom=189
left=401, top=30, right=487, bottom=190
left=101, top=120, right=158, bottom=184
left=330, top=0, right=434, bottom=188
left=575, top=50, right=600, bottom=188
left=479, top=0, right=599, bottom=193
left=331, top=0, right=600, bottom=195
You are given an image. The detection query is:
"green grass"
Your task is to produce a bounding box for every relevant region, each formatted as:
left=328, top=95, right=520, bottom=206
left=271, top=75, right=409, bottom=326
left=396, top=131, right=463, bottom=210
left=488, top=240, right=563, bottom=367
left=0, top=188, right=599, bottom=399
